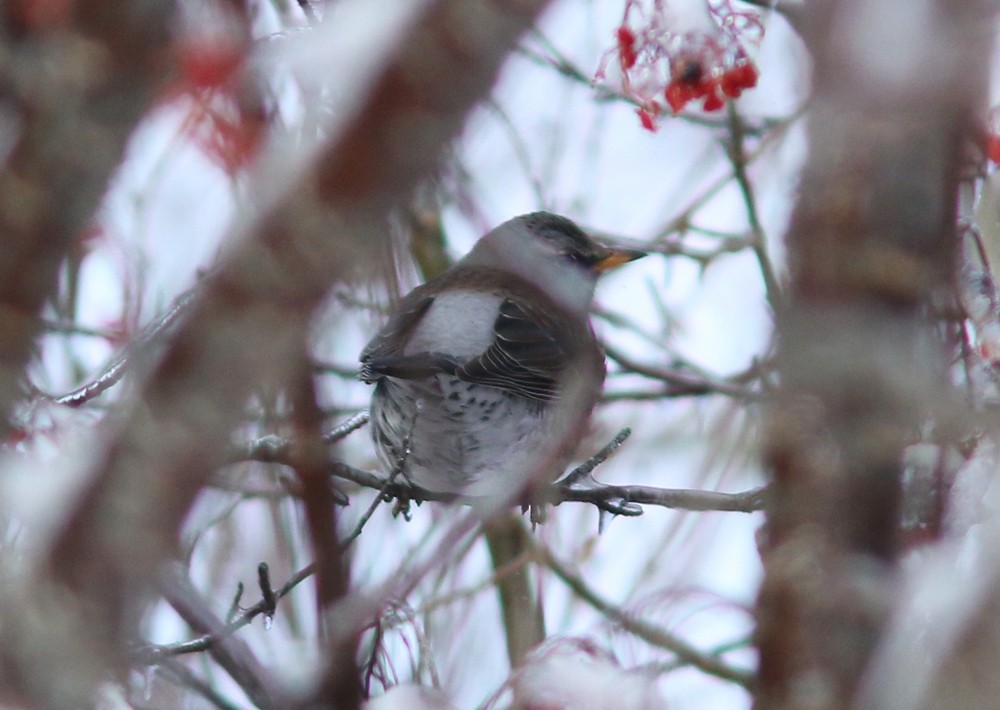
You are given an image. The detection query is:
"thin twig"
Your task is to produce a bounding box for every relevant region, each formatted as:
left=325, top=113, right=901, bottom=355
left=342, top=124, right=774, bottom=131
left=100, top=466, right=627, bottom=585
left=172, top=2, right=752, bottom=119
left=726, top=105, right=783, bottom=314
left=537, top=545, right=755, bottom=687
left=413, top=549, right=534, bottom=618
left=134, top=563, right=317, bottom=664
left=560, top=427, right=633, bottom=485
left=226, top=583, right=244, bottom=624
left=257, top=563, right=277, bottom=618
left=604, top=342, right=763, bottom=400
left=324, top=411, right=370, bottom=443
left=238, top=440, right=768, bottom=515
left=486, top=99, right=547, bottom=205
left=655, top=109, right=802, bottom=241
left=153, top=563, right=288, bottom=709
left=341, top=470, right=400, bottom=548
left=37, top=318, right=118, bottom=339
left=557, top=483, right=767, bottom=513
left=50, top=285, right=199, bottom=407
left=234, top=412, right=369, bottom=466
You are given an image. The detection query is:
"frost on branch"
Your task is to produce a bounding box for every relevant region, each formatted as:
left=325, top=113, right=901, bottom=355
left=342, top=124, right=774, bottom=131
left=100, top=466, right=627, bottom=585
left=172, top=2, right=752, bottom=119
left=596, top=0, right=762, bottom=130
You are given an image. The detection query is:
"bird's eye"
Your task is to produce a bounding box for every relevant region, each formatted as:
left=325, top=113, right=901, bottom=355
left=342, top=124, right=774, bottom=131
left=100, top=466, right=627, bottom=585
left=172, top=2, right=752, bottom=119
left=561, top=252, right=587, bottom=268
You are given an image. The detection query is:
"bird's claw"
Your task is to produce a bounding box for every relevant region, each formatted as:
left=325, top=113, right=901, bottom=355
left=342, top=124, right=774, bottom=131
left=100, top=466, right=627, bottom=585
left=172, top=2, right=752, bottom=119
left=391, top=495, right=414, bottom=521
left=557, top=473, right=644, bottom=518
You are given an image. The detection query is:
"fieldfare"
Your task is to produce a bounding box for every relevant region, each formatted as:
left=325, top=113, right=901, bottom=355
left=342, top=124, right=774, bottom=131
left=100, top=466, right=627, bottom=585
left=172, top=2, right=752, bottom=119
left=360, top=212, right=644, bottom=498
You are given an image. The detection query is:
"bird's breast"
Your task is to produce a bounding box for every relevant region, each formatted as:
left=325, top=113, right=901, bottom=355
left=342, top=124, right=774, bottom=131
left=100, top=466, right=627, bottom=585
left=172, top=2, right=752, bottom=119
left=403, top=289, right=501, bottom=358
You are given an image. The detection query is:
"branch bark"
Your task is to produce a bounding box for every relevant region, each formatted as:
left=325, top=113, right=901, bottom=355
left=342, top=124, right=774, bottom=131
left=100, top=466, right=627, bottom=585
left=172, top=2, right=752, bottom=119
left=0, top=0, right=174, bottom=436
left=755, top=1, right=994, bottom=708
left=159, top=562, right=288, bottom=710
left=39, top=0, right=554, bottom=703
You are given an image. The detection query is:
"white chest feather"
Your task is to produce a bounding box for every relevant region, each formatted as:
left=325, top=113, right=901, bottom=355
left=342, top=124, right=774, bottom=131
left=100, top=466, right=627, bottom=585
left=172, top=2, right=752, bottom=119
left=404, top=290, right=501, bottom=358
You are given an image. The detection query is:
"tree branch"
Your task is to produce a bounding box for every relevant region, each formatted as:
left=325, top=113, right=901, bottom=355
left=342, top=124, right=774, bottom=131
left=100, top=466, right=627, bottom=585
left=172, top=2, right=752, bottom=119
left=537, top=544, right=755, bottom=687
left=755, top=1, right=994, bottom=706
left=43, top=0, right=556, bottom=700
left=157, top=562, right=288, bottom=710
left=0, top=0, right=175, bottom=437
left=238, top=430, right=767, bottom=515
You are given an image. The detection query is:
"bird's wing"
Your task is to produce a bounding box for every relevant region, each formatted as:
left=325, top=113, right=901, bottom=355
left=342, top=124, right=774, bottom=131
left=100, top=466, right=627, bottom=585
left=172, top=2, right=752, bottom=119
left=361, top=276, right=580, bottom=402
left=454, top=298, right=566, bottom=402
left=359, top=293, right=447, bottom=383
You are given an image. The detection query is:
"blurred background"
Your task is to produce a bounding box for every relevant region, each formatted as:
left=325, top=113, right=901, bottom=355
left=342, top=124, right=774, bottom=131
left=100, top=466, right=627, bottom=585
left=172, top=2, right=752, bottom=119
left=5, top=0, right=992, bottom=708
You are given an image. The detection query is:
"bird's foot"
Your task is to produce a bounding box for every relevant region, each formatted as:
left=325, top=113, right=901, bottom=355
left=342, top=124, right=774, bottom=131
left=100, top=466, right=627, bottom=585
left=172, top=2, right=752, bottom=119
left=555, top=472, right=643, bottom=518
left=391, top=494, right=414, bottom=521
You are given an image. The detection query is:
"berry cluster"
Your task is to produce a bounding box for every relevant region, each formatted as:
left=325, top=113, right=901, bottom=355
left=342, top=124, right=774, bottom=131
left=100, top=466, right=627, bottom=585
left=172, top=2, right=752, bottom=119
left=662, top=49, right=759, bottom=113
left=600, top=1, right=763, bottom=131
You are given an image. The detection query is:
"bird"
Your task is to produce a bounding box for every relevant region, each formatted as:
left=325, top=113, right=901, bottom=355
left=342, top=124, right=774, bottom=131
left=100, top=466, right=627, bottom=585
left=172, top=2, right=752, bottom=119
left=360, top=212, right=644, bottom=499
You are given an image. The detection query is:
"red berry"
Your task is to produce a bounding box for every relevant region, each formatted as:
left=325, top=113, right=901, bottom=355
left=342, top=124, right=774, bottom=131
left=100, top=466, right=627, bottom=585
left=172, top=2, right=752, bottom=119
left=736, top=62, right=759, bottom=89
left=637, top=107, right=658, bottom=132
left=702, top=91, right=724, bottom=112
left=616, top=27, right=638, bottom=70
left=720, top=72, right=742, bottom=99
left=692, top=78, right=714, bottom=99
left=665, top=82, right=694, bottom=113
left=987, top=134, right=1000, bottom=164
left=721, top=61, right=759, bottom=98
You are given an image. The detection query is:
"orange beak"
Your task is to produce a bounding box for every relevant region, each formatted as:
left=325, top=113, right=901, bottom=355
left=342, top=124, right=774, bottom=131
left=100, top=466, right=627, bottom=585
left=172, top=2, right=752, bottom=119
left=593, top=247, right=646, bottom=273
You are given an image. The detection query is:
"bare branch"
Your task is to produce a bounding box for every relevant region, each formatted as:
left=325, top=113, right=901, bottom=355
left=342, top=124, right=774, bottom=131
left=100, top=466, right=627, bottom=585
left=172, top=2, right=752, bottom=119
left=156, top=562, right=288, bottom=710
left=50, top=285, right=199, bottom=407
left=538, top=544, right=755, bottom=687
left=239, top=438, right=767, bottom=515
left=555, top=482, right=767, bottom=514
left=560, top=427, right=634, bottom=485
left=725, top=105, right=783, bottom=314
left=137, top=562, right=317, bottom=666
left=45, top=0, right=556, bottom=698
left=604, top=342, right=764, bottom=400
left=0, top=0, right=175, bottom=436
left=756, top=0, right=994, bottom=706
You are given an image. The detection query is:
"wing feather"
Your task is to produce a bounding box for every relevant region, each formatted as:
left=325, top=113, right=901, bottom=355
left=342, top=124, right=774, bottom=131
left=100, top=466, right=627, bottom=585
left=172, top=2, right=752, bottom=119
left=455, top=299, right=566, bottom=401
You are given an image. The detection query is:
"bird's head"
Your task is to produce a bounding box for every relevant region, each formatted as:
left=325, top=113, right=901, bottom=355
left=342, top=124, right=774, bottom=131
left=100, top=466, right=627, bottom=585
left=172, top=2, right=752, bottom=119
left=515, top=212, right=646, bottom=276
left=463, top=212, right=645, bottom=313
